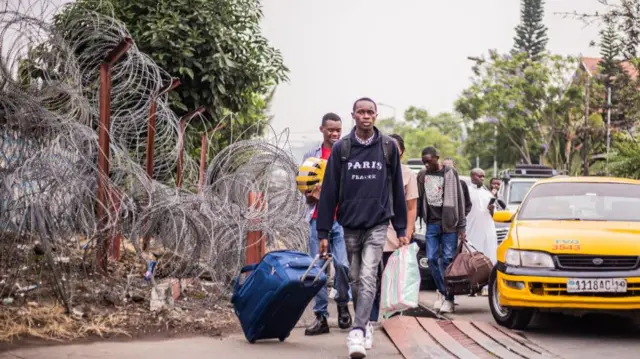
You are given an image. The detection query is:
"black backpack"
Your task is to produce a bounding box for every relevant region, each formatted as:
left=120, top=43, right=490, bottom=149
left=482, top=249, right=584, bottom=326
left=337, top=134, right=396, bottom=216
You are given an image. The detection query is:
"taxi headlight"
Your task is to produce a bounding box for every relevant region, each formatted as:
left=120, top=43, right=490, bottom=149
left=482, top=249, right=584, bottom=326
left=505, top=249, right=555, bottom=268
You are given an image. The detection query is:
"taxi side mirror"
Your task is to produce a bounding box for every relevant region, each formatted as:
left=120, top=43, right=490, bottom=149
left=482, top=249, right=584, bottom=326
left=493, top=210, right=514, bottom=223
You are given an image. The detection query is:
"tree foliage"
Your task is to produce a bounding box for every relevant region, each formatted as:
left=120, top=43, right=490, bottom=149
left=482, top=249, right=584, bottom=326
left=607, top=133, right=640, bottom=178
left=54, top=0, right=287, bottom=119
left=512, top=0, right=548, bottom=60
left=377, top=107, right=469, bottom=172
left=48, top=0, right=287, bottom=163
left=570, top=0, right=640, bottom=174
left=455, top=51, right=589, bottom=170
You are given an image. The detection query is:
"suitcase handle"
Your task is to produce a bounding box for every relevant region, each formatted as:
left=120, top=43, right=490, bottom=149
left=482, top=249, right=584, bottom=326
left=240, top=264, right=258, bottom=273
left=300, top=254, right=332, bottom=285
left=232, top=263, right=260, bottom=301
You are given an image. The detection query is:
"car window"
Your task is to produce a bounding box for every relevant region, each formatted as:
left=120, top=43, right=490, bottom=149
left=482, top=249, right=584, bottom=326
left=518, top=182, right=640, bottom=222
left=509, top=181, right=535, bottom=204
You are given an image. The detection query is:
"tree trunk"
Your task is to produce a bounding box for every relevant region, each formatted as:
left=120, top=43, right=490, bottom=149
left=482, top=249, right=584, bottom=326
left=565, top=134, right=573, bottom=170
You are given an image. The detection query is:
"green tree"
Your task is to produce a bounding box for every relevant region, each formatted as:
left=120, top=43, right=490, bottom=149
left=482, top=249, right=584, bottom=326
left=52, top=0, right=288, bottom=156
left=456, top=51, right=588, bottom=171
left=377, top=109, right=469, bottom=172
left=617, top=0, right=640, bottom=61
left=402, top=107, right=464, bottom=141
left=599, top=17, right=623, bottom=83
left=512, top=0, right=549, bottom=60
left=597, top=16, right=637, bottom=132
left=608, top=133, right=640, bottom=178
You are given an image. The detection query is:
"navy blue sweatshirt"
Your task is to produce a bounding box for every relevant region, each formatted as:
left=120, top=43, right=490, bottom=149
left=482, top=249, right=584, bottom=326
left=316, top=127, right=407, bottom=240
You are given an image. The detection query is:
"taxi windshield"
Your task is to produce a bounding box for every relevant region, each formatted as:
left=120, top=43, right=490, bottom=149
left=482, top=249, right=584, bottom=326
left=518, top=182, right=640, bottom=222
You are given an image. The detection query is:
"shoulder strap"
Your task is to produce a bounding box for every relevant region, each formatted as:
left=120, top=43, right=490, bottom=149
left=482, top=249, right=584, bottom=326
left=380, top=134, right=395, bottom=217
left=338, top=137, right=352, bottom=203
left=381, top=135, right=394, bottom=168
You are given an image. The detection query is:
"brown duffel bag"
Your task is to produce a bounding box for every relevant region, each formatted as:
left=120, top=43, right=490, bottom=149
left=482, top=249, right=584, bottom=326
left=444, top=239, right=493, bottom=296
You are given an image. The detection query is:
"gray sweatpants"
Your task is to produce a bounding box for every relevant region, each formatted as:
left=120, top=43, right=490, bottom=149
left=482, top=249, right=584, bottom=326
left=344, top=223, right=388, bottom=330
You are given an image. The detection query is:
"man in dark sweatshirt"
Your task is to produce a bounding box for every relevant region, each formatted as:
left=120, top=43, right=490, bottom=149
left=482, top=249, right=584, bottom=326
left=316, top=97, right=408, bottom=359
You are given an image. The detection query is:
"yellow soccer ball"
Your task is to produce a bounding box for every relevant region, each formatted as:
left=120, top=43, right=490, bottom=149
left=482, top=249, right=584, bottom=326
left=296, top=157, right=327, bottom=193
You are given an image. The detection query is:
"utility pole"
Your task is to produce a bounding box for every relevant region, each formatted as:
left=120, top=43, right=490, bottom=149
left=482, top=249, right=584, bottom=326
left=493, top=124, right=498, bottom=177
left=582, top=76, right=590, bottom=176
left=378, top=102, right=397, bottom=121
left=606, top=86, right=612, bottom=176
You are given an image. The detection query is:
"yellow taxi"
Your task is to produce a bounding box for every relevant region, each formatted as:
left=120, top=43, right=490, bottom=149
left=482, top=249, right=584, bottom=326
left=490, top=176, right=640, bottom=329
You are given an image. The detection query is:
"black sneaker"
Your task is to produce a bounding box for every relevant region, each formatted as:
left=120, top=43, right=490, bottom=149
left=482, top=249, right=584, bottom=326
left=305, top=315, right=330, bottom=336
left=337, top=304, right=352, bottom=329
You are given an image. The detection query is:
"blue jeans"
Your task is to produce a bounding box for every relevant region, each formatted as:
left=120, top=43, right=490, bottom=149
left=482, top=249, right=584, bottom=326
left=309, top=219, right=350, bottom=317
left=426, top=223, right=458, bottom=301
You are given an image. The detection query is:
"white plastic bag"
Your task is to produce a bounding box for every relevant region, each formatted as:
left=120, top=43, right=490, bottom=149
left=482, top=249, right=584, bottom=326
left=381, top=242, right=421, bottom=318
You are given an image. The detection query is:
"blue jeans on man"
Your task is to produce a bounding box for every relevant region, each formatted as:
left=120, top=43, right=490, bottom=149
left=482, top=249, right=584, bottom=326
left=426, top=223, right=458, bottom=301
left=308, top=219, right=351, bottom=316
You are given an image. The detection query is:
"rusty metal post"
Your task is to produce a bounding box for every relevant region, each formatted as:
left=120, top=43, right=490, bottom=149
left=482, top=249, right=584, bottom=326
left=245, top=192, right=266, bottom=266
left=176, top=106, right=205, bottom=189
left=142, top=79, right=180, bottom=251
left=146, top=78, right=181, bottom=179
left=198, top=133, right=208, bottom=191
left=96, top=37, right=133, bottom=274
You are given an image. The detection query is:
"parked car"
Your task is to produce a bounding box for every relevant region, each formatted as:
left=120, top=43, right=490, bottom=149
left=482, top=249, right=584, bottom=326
left=489, top=176, right=640, bottom=330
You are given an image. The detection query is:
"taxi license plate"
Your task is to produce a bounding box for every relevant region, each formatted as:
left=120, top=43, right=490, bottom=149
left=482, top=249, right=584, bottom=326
left=566, top=278, right=627, bottom=293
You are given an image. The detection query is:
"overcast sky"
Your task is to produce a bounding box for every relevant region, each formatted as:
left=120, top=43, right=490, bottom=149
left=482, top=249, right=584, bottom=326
left=12, top=0, right=611, bottom=155
left=260, top=0, right=608, bottom=145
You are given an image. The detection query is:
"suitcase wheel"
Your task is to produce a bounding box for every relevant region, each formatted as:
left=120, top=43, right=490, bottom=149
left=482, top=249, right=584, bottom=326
left=279, top=336, right=287, bottom=342
left=249, top=339, right=256, bottom=344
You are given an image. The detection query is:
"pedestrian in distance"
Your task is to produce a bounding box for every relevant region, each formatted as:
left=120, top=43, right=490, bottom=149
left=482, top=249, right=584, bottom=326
left=489, top=176, right=506, bottom=210
left=417, top=146, right=467, bottom=314
left=316, top=97, right=408, bottom=359
left=369, top=133, right=419, bottom=323
left=301, top=112, right=352, bottom=336
left=466, top=168, right=498, bottom=296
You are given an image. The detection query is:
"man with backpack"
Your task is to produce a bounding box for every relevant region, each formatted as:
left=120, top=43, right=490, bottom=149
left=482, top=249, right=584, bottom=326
left=316, top=97, right=408, bottom=359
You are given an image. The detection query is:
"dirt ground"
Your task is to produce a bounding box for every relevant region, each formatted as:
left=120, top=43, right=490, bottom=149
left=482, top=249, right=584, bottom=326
left=0, top=236, right=241, bottom=352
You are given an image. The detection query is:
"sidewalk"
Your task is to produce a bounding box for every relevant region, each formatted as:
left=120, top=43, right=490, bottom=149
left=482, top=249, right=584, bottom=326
left=4, top=328, right=402, bottom=359
left=4, top=302, right=402, bottom=359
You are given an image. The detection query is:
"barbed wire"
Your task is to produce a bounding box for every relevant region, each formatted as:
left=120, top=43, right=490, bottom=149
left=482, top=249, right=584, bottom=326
left=0, top=1, right=307, bottom=312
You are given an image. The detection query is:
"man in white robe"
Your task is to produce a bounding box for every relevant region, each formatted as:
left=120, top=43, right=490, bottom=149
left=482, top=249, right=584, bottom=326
left=467, top=168, right=498, bottom=296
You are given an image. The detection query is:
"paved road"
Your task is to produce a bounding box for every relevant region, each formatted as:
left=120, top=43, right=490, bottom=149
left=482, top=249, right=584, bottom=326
left=419, top=291, right=640, bottom=359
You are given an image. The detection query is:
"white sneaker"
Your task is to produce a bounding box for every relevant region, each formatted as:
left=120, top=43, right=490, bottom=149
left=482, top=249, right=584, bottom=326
left=433, top=292, right=444, bottom=310
left=440, top=300, right=455, bottom=314
left=347, top=329, right=367, bottom=358
left=481, top=286, right=489, bottom=296
left=364, top=322, right=374, bottom=349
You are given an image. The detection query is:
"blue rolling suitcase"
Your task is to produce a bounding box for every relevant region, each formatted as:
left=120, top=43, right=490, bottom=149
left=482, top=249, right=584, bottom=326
left=231, top=250, right=331, bottom=343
